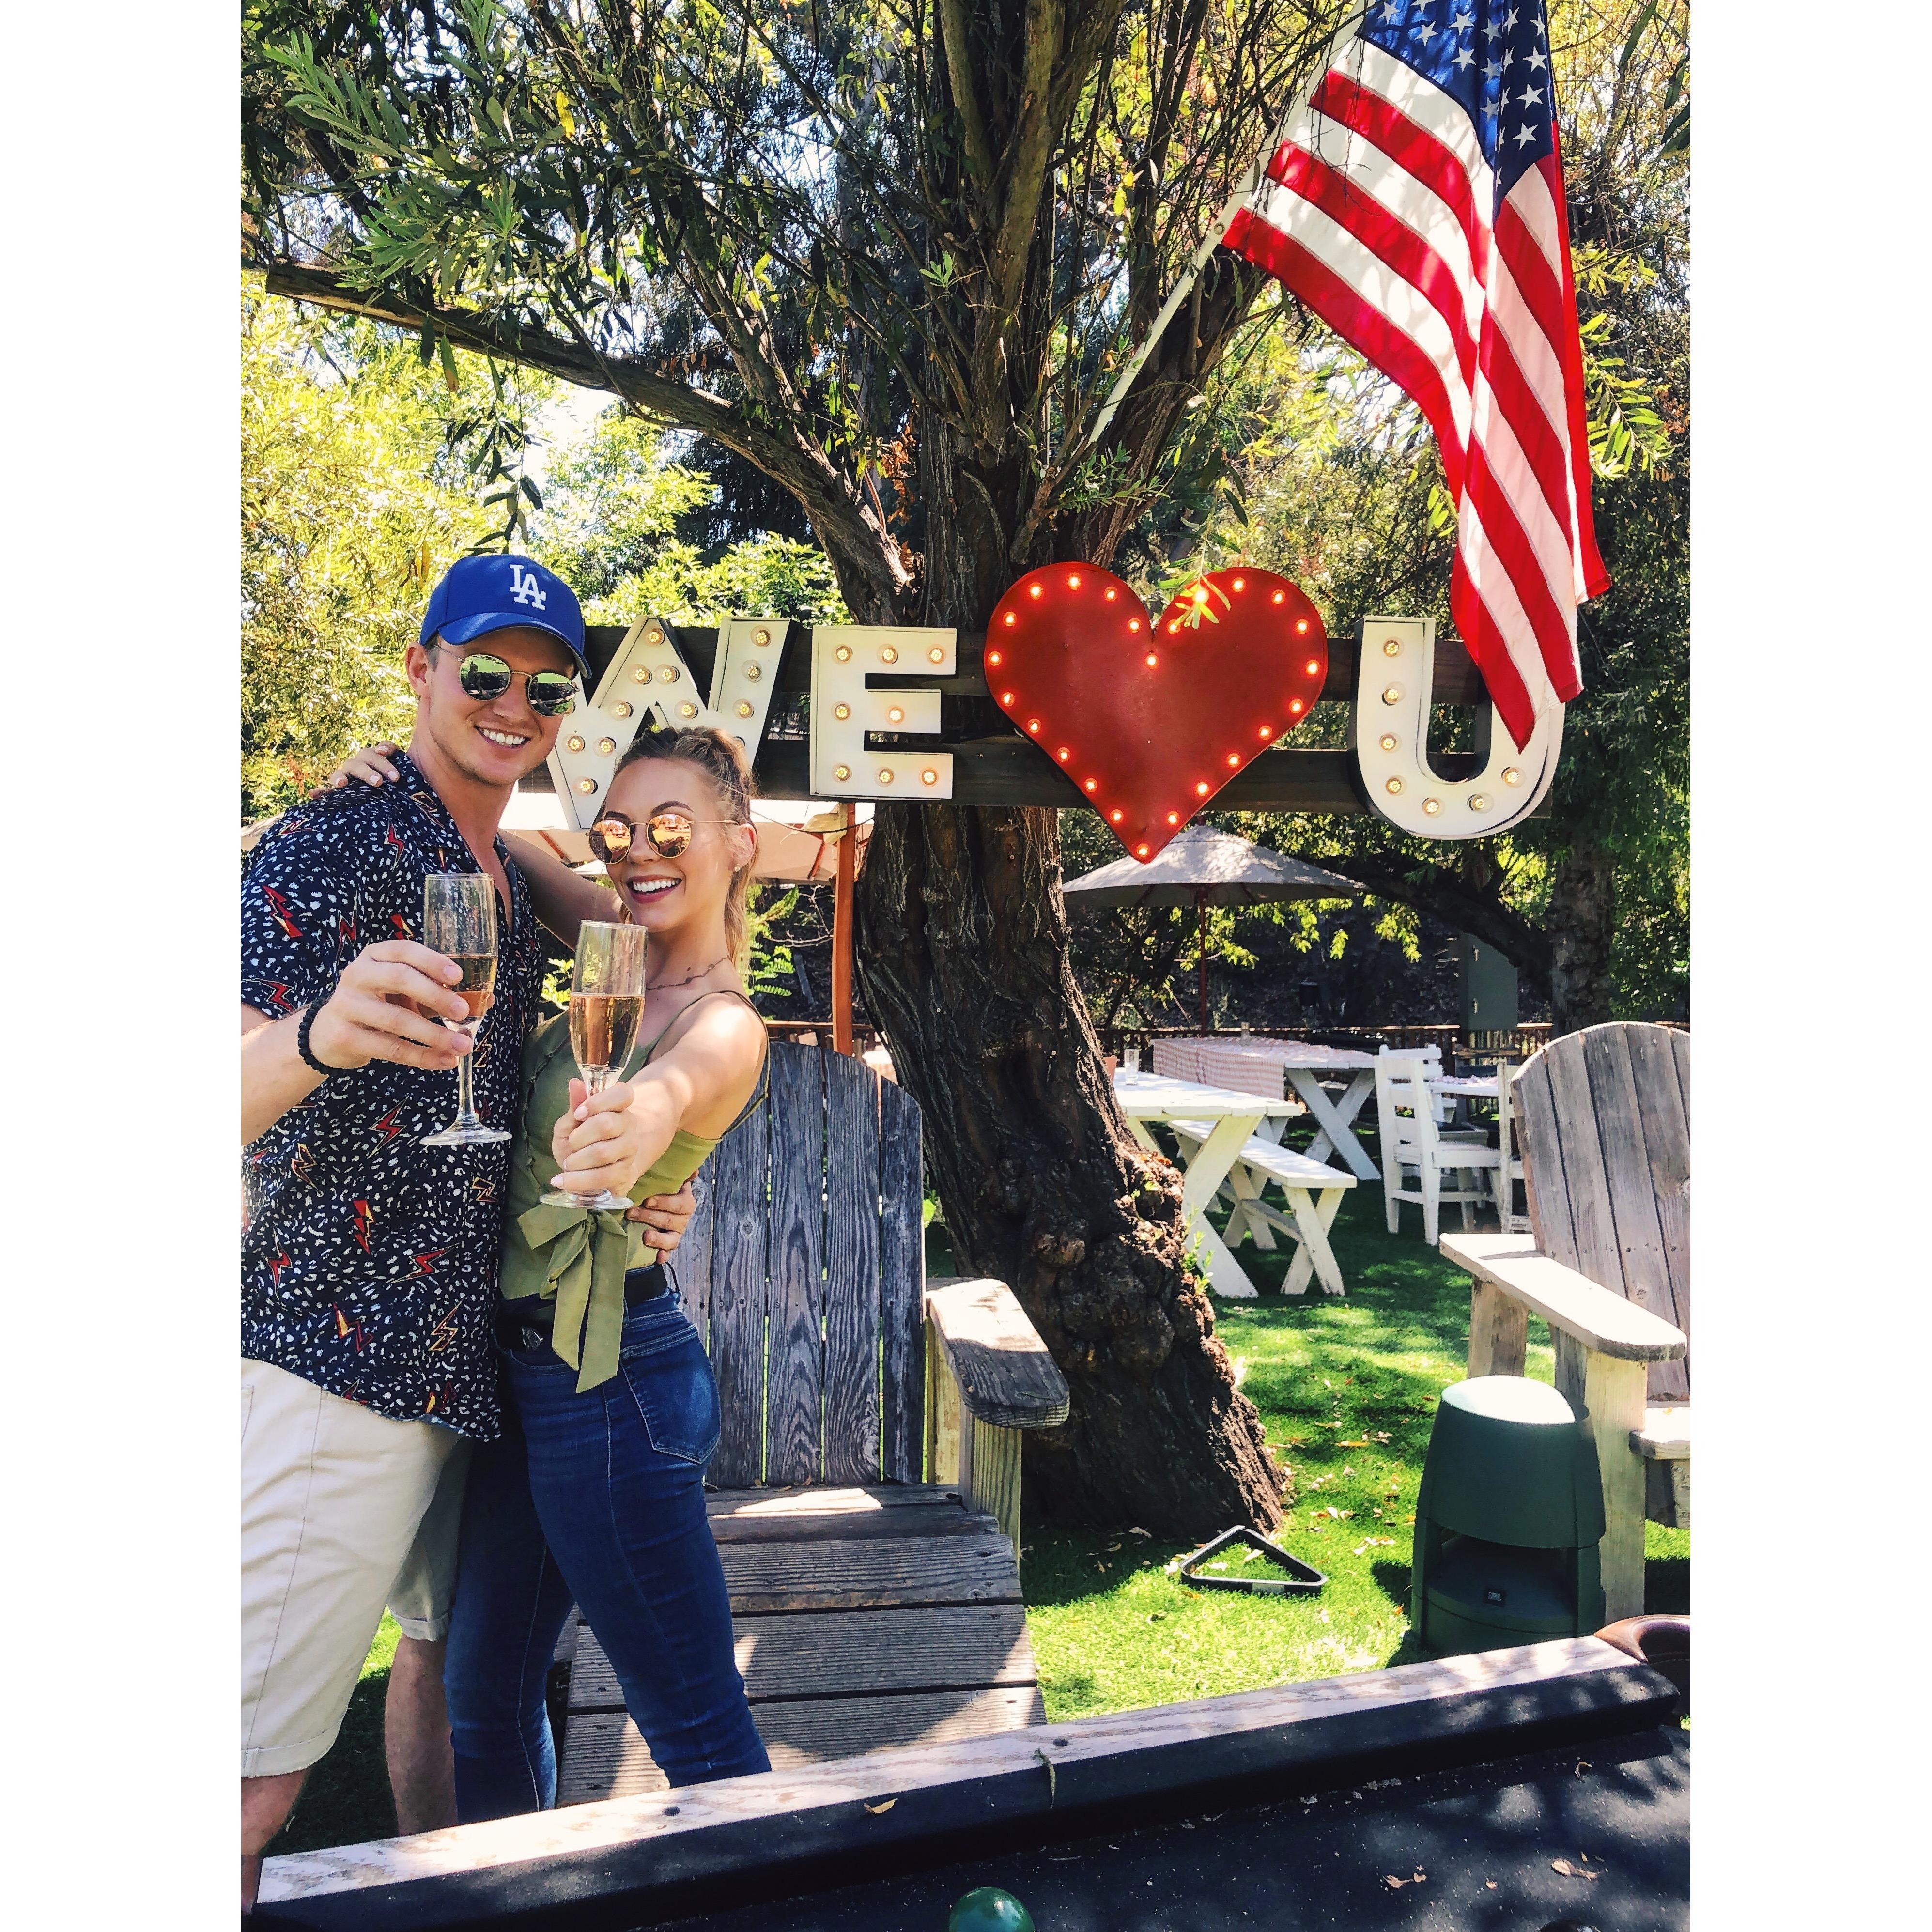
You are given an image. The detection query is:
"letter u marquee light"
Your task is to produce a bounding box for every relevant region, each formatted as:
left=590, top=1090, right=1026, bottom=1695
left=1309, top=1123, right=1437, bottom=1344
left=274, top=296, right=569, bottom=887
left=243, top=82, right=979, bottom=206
left=1350, top=616, right=1561, bottom=837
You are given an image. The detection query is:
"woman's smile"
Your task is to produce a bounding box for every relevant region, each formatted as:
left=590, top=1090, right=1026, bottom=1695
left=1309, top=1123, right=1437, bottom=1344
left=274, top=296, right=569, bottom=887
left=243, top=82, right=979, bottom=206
left=621, top=872, right=681, bottom=910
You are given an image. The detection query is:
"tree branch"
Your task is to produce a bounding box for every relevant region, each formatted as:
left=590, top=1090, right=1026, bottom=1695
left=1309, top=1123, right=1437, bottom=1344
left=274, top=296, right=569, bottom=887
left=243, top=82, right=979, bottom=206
left=257, top=259, right=910, bottom=619
left=1302, top=851, right=1556, bottom=995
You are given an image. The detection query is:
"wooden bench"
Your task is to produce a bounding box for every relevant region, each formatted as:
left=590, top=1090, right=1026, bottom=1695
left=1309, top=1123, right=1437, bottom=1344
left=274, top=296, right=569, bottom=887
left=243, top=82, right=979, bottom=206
left=1439, top=1020, right=1692, bottom=1623
left=1169, top=1120, right=1357, bottom=1296
left=555, top=1044, right=1070, bottom=1804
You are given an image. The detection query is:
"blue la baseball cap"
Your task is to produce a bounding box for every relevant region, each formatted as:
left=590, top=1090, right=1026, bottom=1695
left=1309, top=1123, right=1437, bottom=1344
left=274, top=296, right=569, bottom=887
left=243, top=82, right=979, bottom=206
left=418, top=554, right=589, bottom=678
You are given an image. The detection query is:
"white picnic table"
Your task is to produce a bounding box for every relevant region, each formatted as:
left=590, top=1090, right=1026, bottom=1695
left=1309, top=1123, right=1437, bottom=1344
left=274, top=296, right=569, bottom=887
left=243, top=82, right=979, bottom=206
left=1150, top=1040, right=1505, bottom=1178
left=1151, top=1038, right=1385, bottom=1180
left=1112, top=1068, right=1354, bottom=1298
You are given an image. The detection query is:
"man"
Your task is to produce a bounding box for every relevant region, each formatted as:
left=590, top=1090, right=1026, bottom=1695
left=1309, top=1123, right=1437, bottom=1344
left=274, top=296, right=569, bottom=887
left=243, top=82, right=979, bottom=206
left=240, top=555, right=693, bottom=1913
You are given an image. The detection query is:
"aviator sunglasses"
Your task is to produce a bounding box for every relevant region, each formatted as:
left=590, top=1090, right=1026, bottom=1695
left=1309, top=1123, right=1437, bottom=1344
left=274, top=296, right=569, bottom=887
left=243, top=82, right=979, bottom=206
left=587, top=809, right=742, bottom=864
left=436, top=646, right=579, bottom=716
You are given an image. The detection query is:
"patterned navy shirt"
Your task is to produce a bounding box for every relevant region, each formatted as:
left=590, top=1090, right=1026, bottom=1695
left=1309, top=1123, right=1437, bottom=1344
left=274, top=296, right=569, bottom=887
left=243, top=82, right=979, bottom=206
left=241, top=750, right=545, bottom=1438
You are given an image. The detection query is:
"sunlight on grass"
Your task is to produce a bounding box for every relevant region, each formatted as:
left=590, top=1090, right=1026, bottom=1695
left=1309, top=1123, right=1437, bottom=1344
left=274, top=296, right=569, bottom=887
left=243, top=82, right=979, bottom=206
left=1024, top=1173, right=1685, bottom=1721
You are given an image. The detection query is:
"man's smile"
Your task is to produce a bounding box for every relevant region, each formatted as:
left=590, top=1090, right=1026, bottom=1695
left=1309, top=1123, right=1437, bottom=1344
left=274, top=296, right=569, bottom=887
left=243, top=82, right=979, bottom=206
left=477, top=725, right=530, bottom=748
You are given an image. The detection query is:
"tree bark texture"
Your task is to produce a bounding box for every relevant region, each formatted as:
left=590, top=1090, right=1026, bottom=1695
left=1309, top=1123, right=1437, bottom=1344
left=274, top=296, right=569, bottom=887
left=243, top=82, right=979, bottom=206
left=1547, top=839, right=1618, bottom=1034
left=858, top=799, right=1284, bottom=1537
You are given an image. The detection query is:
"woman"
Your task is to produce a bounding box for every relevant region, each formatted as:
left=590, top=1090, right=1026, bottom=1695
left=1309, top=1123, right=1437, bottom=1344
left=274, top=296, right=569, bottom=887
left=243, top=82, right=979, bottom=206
left=334, top=725, right=773, bottom=1818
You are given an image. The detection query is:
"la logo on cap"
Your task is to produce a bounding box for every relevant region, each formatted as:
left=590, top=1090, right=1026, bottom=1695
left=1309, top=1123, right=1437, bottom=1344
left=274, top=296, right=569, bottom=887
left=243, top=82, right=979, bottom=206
left=509, top=564, right=548, bottom=611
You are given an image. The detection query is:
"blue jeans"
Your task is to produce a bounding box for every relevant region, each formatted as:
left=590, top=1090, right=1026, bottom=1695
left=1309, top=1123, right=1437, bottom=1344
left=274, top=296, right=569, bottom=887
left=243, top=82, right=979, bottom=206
left=444, top=1296, right=769, bottom=1821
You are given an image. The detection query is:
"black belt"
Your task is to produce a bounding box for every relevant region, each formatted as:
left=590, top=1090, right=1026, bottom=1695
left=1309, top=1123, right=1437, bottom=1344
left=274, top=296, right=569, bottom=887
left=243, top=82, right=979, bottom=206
left=496, top=1264, right=671, bottom=1350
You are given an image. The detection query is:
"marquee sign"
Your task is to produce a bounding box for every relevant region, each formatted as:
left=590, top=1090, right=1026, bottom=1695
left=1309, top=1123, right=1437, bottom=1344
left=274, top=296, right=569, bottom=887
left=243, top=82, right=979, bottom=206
left=545, top=603, right=1558, bottom=850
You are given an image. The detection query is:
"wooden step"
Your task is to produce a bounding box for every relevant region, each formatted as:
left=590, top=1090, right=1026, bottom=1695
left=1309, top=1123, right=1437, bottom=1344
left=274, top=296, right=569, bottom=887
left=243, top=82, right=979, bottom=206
left=716, top=1530, right=1021, bottom=1613
left=558, top=1686, right=1048, bottom=1804
left=568, top=1604, right=1037, bottom=1712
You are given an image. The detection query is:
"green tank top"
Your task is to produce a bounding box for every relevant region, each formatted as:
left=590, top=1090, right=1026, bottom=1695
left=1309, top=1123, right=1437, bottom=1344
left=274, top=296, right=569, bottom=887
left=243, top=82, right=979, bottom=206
left=497, top=990, right=768, bottom=1392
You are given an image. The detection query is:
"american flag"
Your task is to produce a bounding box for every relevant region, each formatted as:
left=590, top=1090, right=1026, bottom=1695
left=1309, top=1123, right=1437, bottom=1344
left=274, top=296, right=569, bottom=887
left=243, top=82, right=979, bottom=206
left=1223, top=0, right=1608, bottom=749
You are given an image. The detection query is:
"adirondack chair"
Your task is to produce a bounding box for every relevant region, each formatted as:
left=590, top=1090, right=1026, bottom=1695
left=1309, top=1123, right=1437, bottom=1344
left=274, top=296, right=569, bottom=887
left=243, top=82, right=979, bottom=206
left=1439, top=1022, right=1690, bottom=1624
left=555, top=1042, right=1071, bottom=1804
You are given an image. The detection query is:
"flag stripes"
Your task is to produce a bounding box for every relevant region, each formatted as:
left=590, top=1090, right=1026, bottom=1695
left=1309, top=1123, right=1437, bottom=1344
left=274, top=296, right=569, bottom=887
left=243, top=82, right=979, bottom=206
left=1223, top=2, right=1607, bottom=748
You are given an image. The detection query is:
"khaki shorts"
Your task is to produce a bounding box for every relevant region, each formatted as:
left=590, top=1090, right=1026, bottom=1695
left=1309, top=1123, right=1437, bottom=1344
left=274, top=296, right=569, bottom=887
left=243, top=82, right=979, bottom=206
left=241, top=1358, right=472, bottom=1779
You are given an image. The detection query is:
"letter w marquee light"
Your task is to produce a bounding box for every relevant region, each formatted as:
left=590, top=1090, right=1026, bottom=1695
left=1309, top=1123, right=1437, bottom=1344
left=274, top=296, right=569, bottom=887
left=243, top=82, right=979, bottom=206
left=540, top=588, right=1560, bottom=853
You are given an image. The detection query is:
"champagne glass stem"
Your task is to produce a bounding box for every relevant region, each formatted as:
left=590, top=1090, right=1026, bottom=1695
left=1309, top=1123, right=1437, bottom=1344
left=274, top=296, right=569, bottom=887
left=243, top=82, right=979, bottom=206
left=450, top=1026, right=484, bottom=1130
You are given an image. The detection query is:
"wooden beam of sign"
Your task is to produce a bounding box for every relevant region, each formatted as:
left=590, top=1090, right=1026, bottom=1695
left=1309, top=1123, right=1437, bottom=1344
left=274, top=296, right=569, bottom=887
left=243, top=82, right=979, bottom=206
left=569, top=623, right=1497, bottom=813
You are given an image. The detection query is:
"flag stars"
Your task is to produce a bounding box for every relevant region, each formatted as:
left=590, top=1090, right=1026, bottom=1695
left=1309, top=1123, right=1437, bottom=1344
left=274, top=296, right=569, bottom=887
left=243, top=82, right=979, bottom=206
left=1453, top=45, right=1475, bottom=69
left=1519, top=84, right=1544, bottom=106
left=1484, top=58, right=1502, bottom=77
left=1526, top=46, right=1548, bottom=70
left=1512, top=121, right=1538, bottom=145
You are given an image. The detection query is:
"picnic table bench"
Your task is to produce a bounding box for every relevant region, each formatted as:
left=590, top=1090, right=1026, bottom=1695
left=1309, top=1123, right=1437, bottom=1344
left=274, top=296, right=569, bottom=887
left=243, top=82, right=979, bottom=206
left=1168, top=1121, right=1357, bottom=1296
left=555, top=1043, right=1069, bottom=1804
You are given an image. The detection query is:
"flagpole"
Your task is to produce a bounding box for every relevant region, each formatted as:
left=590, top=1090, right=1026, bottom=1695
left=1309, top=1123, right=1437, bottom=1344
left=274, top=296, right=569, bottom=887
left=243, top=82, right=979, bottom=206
left=1071, top=3, right=1369, bottom=464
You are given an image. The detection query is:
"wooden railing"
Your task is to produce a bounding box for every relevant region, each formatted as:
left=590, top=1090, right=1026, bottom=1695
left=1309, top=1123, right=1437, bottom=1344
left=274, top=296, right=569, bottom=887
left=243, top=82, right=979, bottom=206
left=1097, top=1020, right=1558, bottom=1072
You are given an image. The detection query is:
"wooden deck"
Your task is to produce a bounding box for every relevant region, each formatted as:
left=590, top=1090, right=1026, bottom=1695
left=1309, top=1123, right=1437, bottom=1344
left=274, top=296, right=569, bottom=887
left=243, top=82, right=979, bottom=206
left=556, top=1484, right=1044, bottom=1804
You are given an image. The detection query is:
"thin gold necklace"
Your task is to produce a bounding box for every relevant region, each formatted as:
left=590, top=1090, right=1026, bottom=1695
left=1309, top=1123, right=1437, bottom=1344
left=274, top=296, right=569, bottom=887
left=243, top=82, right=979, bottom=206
left=649, top=951, right=731, bottom=992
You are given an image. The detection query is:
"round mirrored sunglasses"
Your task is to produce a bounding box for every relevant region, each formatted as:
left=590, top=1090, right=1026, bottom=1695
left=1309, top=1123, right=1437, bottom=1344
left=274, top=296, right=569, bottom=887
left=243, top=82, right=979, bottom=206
left=587, top=809, right=742, bottom=864
left=444, top=648, right=578, bottom=717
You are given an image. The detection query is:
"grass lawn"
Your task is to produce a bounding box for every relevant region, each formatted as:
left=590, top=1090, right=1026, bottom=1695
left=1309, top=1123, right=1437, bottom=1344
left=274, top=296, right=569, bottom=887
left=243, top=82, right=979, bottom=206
left=1020, top=1159, right=1688, bottom=1724
left=271, top=1125, right=1687, bottom=1855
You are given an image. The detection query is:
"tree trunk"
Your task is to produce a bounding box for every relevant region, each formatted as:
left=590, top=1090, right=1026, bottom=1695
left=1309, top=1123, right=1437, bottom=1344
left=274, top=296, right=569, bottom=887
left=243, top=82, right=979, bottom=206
left=857, top=799, right=1285, bottom=1538
left=1547, top=839, right=1618, bottom=1034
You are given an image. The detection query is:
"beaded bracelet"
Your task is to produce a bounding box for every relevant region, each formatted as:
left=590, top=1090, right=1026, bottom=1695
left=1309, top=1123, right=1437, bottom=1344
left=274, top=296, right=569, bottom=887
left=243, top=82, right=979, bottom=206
left=295, top=1002, right=340, bottom=1079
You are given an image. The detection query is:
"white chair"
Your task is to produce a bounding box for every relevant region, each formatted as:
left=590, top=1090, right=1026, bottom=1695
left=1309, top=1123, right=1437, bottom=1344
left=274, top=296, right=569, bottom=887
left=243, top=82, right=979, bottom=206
left=1375, top=1055, right=1501, bottom=1246
left=1378, top=1040, right=1462, bottom=1125
left=1487, top=1060, right=1531, bottom=1235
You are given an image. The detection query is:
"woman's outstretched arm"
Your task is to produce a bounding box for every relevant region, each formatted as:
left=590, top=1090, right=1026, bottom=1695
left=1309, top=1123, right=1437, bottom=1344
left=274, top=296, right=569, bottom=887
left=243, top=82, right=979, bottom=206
left=321, top=741, right=611, bottom=945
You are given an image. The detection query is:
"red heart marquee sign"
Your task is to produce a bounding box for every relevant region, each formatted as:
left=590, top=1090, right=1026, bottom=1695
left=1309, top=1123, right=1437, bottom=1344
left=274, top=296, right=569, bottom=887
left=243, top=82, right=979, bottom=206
left=987, top=564, right=1328, bottom=862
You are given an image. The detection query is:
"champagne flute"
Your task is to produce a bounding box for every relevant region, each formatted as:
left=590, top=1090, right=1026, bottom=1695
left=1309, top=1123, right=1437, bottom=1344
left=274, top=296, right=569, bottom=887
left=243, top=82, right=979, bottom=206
left=541, top=920, right=649, bottom=1208
left=419, top=873, right=512, bottom=1147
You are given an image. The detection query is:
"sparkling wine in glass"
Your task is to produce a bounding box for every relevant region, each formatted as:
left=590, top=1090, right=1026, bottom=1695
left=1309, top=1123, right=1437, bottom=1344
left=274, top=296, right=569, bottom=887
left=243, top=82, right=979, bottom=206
left=420, top=872, right=512, bottom=1147
left=541, top=920, right=649, bottom=1209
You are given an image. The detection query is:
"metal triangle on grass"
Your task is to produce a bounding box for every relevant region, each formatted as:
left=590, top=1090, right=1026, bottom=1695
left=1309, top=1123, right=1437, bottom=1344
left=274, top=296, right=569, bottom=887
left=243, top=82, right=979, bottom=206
left=1177, top=1524, right=1327, bottom=1597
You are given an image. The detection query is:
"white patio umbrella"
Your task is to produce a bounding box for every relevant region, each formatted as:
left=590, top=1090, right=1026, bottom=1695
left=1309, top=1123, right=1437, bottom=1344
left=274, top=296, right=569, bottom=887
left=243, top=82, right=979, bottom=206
left=1062, top=823, right=1359, bottom=1032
